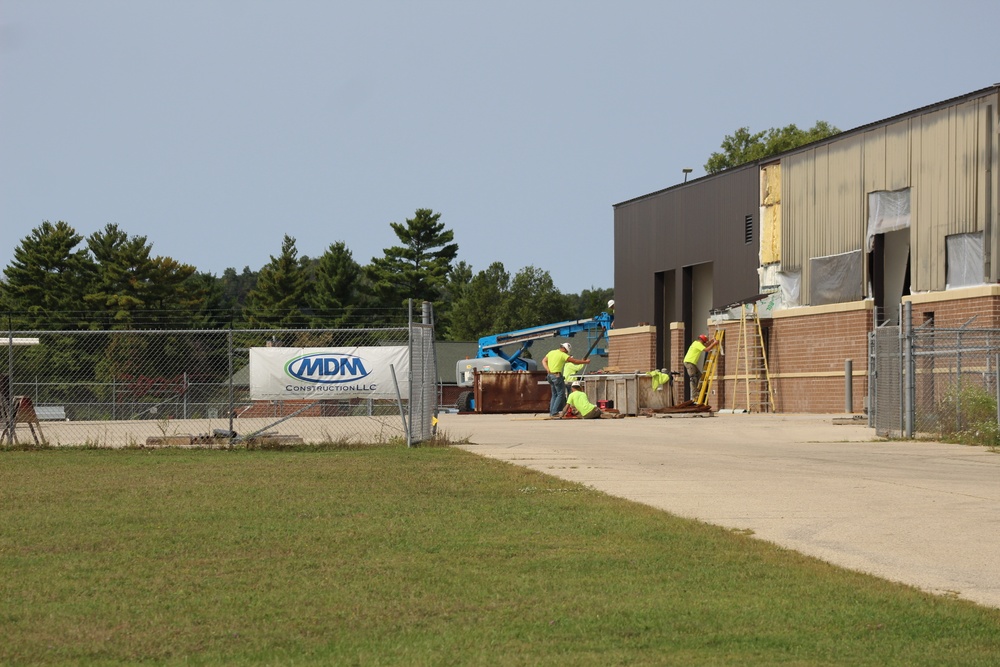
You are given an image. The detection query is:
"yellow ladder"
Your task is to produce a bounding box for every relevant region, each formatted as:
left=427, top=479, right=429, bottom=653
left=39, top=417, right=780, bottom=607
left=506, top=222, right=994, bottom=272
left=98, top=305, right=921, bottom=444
left=730, top=303, right=775, bottom=412
left=695, top=329, right=725, bottom=406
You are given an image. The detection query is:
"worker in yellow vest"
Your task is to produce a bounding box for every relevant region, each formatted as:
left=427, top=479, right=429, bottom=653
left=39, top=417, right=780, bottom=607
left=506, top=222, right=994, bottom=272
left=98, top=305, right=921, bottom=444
left=561, top=382, right=623, bottom=419
left=684, top=334, right=718, bottom=392
left=542, top=342, right=589, bottom=417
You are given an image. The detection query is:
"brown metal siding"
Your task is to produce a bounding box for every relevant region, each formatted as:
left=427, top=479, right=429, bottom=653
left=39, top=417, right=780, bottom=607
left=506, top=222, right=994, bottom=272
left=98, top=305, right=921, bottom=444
left=614, top=165, right=759, bottom=327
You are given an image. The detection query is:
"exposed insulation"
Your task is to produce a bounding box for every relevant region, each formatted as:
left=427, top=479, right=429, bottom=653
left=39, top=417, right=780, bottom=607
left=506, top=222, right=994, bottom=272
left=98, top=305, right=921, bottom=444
left=761, top=164, right=781, bottom=205
left=761, top=164, right=782, bottom=264
left=762, top=204, right=781, bottom=264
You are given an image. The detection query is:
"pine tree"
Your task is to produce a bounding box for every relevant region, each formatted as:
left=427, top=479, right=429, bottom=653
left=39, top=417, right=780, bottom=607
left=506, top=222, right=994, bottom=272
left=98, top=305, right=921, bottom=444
left=308, top=241, right=362, bottom=327
left=363, top=209, right=458, bottom=310
left=1, top=220, right=96, bottom=328
left=244, top=235, right=310, bottom=327
left=143, top=257, right=227, bottom=327
left=84, top=223, right=158, bottom=326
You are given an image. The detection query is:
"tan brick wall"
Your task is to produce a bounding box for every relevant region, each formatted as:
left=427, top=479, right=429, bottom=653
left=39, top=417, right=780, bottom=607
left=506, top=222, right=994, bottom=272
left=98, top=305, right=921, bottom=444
left=665, top=322, right=728, bottom=405
left=669, top=323, right=691, bottom=401
left=767, top=307, right=871, bottom=413
left=906, top=294, right=1000, bottom=329
left=607, top=326, right=656, bottom=372
left=669, top=325, right=685, bottom=377
left=710, top=321, right=738, bottom=409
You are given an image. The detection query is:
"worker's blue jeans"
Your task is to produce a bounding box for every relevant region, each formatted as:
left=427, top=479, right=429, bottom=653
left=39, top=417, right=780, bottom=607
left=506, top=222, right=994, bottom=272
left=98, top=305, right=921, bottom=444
left=548, top=373, right=567, bottom=416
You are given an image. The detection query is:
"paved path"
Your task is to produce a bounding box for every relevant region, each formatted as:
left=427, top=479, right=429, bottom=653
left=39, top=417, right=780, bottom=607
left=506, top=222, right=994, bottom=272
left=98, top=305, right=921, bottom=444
left=440, top=412, right=1000, bottom=609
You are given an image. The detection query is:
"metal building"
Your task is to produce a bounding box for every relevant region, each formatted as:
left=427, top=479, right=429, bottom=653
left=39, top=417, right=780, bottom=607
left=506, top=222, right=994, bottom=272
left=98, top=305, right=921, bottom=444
left=611, top=85, right=1000, bottom=413
left=613, top=163, right=759, bottom=371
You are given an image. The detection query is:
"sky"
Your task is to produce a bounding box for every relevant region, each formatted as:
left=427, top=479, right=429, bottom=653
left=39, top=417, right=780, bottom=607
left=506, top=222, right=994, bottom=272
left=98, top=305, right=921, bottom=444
left=2, top=1, right=999, bottom=295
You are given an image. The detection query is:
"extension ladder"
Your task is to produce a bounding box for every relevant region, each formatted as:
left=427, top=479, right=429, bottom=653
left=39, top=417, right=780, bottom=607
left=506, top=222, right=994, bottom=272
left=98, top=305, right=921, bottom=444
left=695, top=329, right=725, bottom=406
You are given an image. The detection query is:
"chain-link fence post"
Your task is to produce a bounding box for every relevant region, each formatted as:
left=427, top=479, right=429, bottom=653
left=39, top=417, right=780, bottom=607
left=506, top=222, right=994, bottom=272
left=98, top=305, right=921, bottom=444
left=904, top=301, right=914, bottom=438
left=4, top=315, right=13, bottom=445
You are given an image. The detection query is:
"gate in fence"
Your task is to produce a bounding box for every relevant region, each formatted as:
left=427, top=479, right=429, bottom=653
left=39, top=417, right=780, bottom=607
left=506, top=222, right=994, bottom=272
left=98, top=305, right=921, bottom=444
left=869, top=306, right=1000, bottom=441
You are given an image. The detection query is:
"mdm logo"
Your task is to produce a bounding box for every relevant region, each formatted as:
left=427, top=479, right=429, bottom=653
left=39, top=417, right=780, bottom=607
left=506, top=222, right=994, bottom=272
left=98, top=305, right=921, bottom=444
left=285, top=353, right=372, bottom=384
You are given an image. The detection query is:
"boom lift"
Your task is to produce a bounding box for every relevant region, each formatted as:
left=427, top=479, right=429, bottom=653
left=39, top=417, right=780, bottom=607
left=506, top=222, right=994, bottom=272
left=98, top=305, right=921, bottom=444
left=455, top=312, right=613, bottom=412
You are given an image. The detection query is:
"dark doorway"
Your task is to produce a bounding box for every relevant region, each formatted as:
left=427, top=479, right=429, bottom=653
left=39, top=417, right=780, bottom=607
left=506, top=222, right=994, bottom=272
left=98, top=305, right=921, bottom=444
left=871, top=229, right=911, bottom=325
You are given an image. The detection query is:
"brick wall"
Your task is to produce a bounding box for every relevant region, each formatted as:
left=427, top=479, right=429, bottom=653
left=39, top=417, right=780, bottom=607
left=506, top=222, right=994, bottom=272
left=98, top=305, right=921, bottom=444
left=906, top=287, right=1000, bottom=329
left=767, top=304, right=872, bottom=413
left=607, top=291, right=1000, bottom=414
left=667, top=324, right=686, bottom=400
left=607, top=325, right=656, bottom=372
left=669, top=324, right=685, bottom=377
left=709, top=321, right=737, bottom=409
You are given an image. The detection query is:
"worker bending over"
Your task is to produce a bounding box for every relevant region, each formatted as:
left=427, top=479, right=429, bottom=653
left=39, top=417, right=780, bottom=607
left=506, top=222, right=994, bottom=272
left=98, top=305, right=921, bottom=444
left=684, top=334, right=718, bottom=392
left=542, top=342, right=589, bottom=417
left=561, top=382, right=623, bottom=419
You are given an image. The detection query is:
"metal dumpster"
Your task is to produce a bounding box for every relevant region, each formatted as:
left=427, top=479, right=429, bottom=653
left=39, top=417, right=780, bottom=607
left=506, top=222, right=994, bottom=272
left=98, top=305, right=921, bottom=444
left=472, top=370, right=550, bottom=413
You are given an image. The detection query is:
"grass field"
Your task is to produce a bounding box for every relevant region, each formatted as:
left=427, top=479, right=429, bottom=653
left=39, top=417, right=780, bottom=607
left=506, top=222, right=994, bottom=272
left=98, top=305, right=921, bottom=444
left=2, top=444, right=999, bottom=666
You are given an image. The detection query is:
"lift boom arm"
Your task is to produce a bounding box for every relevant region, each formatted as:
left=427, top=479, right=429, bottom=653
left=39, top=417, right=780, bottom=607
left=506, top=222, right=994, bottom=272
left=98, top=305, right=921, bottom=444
left=475, top=312, right=613, bottom=371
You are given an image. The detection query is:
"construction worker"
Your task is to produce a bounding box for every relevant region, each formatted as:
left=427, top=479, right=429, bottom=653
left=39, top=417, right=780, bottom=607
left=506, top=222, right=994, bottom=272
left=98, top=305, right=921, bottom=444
left=561, top=381, right=623, bottom=419
left=684, top=334, right=718, bottom=393
left=542, top=342, right=589, bottom=417
left=563, top=357, right=587, bottom=384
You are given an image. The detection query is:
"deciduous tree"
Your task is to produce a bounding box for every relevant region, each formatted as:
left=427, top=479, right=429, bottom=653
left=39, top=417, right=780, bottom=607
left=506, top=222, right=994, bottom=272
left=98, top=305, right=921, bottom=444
left=565, top=287, right=615, bottom=320
left=446, top=262, right=511, bottom=340
left=496, top=266, right=570, bottom=333
left=219, top=266, right=258, bottom=313
left=704, top=121, right=841, bottom=174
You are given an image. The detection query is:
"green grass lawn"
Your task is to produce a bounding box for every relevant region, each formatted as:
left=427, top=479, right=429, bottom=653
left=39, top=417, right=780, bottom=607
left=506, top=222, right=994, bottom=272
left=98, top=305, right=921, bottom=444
left=2, top=445, right=999, bottom=666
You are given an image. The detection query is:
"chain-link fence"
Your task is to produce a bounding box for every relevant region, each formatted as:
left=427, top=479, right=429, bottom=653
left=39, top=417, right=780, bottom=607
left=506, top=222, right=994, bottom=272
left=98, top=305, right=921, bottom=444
left=911, top=325, right=1000, bottom=441
left=869, top=323, right=903, bottom=437
left=2, top=311, right=438, bottom=448
left=870, top=316, right=1000, bottom=442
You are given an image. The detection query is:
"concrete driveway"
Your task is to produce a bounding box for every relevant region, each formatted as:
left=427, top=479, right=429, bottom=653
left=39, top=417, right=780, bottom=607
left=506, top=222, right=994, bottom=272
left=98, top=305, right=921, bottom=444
left=439, top=411, right=1000, bottom=609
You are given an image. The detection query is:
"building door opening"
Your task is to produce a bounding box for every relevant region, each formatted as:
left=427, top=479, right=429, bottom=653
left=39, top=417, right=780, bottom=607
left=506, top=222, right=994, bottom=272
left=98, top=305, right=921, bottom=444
left=871, top=229, right=911, bottom=325
left=655, top=270, right=676, bottom=370
left=682, top=262, right=714, bottom=399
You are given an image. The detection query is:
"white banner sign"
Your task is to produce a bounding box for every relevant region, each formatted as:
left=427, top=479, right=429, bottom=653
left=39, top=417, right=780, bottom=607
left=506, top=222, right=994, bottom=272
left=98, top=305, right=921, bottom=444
left=249, top=346, right=409, bottom=400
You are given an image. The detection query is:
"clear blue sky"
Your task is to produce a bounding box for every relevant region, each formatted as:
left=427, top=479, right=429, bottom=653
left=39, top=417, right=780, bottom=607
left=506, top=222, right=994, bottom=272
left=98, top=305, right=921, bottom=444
left=2, top=0, right=998, bottom=294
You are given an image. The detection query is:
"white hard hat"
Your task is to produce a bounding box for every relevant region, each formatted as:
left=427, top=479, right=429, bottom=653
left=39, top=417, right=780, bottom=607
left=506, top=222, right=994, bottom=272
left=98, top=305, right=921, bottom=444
left=561, top=342, right=571, bottom=353
left=571, top=381, right=582, bottom=388
left=608, top=299, right=615, bottom=308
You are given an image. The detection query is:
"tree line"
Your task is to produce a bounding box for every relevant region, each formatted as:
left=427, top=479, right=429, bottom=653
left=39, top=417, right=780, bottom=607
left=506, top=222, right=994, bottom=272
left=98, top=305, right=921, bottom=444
left=0, top=209, right=612, bottom=341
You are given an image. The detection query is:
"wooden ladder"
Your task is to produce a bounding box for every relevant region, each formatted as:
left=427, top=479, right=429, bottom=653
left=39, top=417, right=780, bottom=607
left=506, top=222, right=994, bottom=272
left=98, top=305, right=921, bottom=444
left=730, top=303, right=775, bottom=412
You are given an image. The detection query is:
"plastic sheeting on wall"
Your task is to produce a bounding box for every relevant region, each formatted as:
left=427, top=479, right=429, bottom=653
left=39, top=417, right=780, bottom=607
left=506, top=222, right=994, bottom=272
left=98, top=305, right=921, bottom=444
left=866, top=189, right=911, bottom=251
left=809, top=250, right=863, bottom=306
left=945, top=232, right=984, bottom=289
left=777, top=270, right=801, bottom=307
